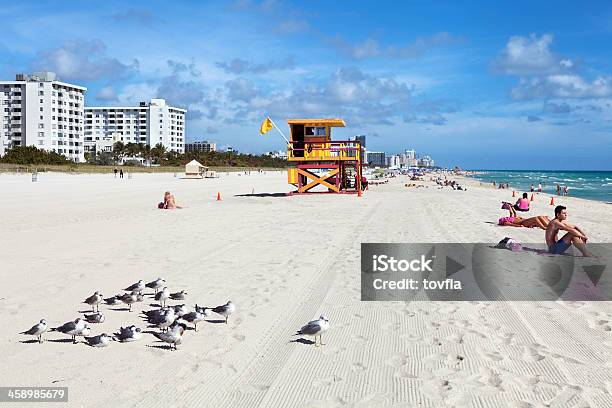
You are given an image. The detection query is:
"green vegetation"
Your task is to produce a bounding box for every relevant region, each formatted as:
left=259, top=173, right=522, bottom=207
left=0, top=144, right=287, bottom=172
left=0, top=146, right=72, bottom=165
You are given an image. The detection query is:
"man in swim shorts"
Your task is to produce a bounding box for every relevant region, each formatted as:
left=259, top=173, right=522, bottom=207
left=545, top=205, right=592, bottom=256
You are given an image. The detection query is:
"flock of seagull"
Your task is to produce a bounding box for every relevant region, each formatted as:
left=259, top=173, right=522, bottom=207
left=20, top=277, right=331, bottom=350
left=20, top=278, right=236, bottom=350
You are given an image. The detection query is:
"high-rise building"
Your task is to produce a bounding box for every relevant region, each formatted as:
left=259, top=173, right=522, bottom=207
left=185, top=140, right=216, bottom=153
left=355, top=135, right=366, bottom=149
left=418, top=155, right=434, bottom=167
left=84, top=99, right=186, bottom=154
left=0, top=72, right=87, bottom=162
left=386, top=155, right=401, bottom=167
left=367, top=151, right=386, bottom=167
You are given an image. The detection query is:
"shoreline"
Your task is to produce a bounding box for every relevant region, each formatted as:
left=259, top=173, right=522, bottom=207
left=456, top=174, right=612, bottom=208
left=457, top=173, right=612, bottom=205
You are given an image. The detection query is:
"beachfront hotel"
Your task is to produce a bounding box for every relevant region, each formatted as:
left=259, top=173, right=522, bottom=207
left=84, top=99, right=186, bottom=155
left=185, top=140, right=216, bottom=153
left=0, top=72, right=87, bottom=162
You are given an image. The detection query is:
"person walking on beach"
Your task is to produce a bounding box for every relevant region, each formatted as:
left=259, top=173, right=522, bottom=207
left=545, top=205, right=592, bottom=257
left=114, top=168, right=118, bottom=178
left=556, top=184, right=561, bottom=196
left=564, top=185, right=569, bottom=196
left=119, top=169, right=124, bottom=179
left=538, top=183, right=542, bottom=193
left=530, top=184, right=534, bottom=192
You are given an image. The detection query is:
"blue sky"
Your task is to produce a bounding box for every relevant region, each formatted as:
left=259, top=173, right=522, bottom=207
left=2, top=1, right=612, bottom=169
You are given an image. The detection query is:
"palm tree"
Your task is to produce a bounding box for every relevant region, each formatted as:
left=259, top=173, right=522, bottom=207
left=141, top=144, right=152, bottom=166
left=112, top=141, right=125, bottom=163
left=151, top=143, right=166, bottom=164
left=125, top=142, right=140, bottom=158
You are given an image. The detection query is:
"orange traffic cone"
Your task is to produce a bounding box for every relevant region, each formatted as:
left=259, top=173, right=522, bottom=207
left=530, top=193, right=534, bottom=202
left=217, top=192, right=221, bottom=201
left=550, top=196, right=554, bottom=206
left=512, top=190, right=516, bottom=197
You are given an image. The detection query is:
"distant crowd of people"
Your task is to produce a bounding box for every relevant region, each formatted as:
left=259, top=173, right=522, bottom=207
left=493, top=181, right=570, bottom=196
left=435, top=177, right=466, bottom=191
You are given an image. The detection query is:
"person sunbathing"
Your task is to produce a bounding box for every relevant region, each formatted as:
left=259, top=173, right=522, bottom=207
left=498, top=215, right=550, bottom=229
left=513, top=193, right=530, bottom=212
left=160, top=191, right=182, bottom=209
left=498, top=205, right=550, bottom=229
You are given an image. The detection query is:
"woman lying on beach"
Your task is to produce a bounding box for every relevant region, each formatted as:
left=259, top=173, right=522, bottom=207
left=159, top=191, right=182, bottom=209
left=498, top=215, right=550, bottom=229
left=498, top=205, right=549, bottom=229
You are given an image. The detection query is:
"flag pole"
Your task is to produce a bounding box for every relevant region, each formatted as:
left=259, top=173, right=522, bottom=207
left=268, top=117, right=290, bottom=145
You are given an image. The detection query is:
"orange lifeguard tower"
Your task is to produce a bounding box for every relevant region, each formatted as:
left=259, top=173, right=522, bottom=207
left=286, top=118, right=363, bottom=194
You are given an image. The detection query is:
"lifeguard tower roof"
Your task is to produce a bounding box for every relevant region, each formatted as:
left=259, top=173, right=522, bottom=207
left=287, top=118, right=346, bottom=127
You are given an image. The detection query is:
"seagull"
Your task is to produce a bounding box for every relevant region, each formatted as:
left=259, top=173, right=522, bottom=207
left=118, top=291, right=138, bottom=311
left=114, top=325, right=142, bottom=342
left=20, top=319, right=48, bottom=343
left=83, top=291, right=103, bottom=312
left=153, top=323, right=186, bottom=350
left=104, top=294, right=123, bottom=306
left=84, top=312, right=105, bottom=324
left=181, top=305, right=210, bottom=331
left=142, top=307, right=167, bottom=322
left=79, top=325, right=92, bottom=338
left=212, top=300, right=235, bottom=324
left=154, top=287, right=170, bottom=307
left=124, top=280, right=145, bottom=294
left=173, top=304, right=189, bottom=318
left=85, top=333, right=111, bottom=347
left=296, top=315, right=330, bottom=347
left=51, top=318, right=87, bottom=344
left=170, top=290, right=187, bottom=301
left=156, top=308, right=176, bottom=332
left=146, top=278, right=166, bottom=294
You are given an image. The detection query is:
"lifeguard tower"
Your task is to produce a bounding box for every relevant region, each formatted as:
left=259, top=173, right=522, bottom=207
left=286, top=118, right=363, bottom=194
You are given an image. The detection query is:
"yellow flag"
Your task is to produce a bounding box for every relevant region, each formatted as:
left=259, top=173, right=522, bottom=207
left=259, top=117, right=273, bottom=135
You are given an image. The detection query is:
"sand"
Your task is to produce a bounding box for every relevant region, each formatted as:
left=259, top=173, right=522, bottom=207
left=0, top=170, right=611, bottom=408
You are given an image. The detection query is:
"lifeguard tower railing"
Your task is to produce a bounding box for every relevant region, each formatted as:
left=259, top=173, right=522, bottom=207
left=287, top=140, right=363, bottom=194
left=287, top=140, right=362, bottom=161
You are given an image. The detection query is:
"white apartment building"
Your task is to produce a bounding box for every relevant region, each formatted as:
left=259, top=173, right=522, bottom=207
left=84, top=99, right=186, bottom=154
left=0, top=72, right=87, bottom=162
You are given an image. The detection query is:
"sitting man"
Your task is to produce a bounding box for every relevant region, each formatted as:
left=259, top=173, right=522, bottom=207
left=545, top=205, right=592, bottom=256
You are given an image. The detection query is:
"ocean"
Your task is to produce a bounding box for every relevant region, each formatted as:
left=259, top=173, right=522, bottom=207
left=467, top=170, right=612, bottom=203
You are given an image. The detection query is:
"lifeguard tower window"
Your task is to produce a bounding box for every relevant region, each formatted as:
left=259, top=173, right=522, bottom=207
left=291, top=124, right=305, bottom=157
left=305, top=127, right=326, bottom=136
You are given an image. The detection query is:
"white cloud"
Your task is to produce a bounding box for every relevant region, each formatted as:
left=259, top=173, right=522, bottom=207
left=494, top=34, right=572, bottom=75
left=511, top=74, right=612, bottom=99
left=333, top=32, right=464, bottom=60
left=95, top=86, right=117, bottom=101
left=34, top=39, right=139, bottom=81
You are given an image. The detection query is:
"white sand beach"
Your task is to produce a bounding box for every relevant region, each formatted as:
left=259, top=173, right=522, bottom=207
left=1, top=170, right=611, bottom=408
